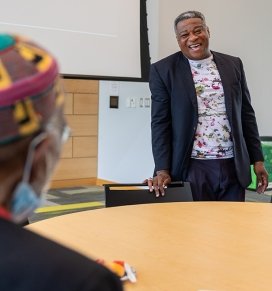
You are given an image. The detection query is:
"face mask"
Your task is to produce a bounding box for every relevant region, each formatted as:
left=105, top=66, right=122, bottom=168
left=11, top=182, right=41, bottom=223
left=10, top=125, right=70, bottom=223
left=11, top=132, right=47, bottom=223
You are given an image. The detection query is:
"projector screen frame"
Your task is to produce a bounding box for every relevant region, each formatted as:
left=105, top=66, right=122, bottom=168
left=62, top=0, right=150, bottom=82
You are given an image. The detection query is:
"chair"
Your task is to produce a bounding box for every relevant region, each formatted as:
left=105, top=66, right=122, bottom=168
left=104, top=181, right=193, bottom=207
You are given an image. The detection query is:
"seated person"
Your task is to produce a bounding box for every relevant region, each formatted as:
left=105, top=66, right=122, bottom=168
left=0, top=33, right=123, bottom=291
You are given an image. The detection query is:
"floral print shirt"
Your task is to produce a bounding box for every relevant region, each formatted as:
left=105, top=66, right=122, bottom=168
left=188, top=55, right=234, bottom=159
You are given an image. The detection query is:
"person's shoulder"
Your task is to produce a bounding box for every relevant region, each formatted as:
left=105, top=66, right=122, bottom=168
left=0, top=221, right=123, bottom=291
left=212, top=51, right=241, bottom=63
left=21, top=226, right=116, bottom=273
left=151, top=51, right=182, bottom=68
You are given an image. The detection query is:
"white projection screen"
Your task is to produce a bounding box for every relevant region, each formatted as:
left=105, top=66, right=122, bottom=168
left=0, top=0, right=150, bottom=80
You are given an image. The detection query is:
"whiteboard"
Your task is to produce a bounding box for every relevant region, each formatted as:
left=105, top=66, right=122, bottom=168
left=0, top=0, right=144, bottom=79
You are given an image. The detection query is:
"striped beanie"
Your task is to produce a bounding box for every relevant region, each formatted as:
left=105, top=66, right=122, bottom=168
left=0, top=33, right=64, bottom=145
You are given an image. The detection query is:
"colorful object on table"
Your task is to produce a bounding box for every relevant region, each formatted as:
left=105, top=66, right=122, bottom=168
left=96, top=259, right=137, bottom=283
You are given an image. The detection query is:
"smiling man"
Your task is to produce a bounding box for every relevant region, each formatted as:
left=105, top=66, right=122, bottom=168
left=147, top=11, right=268, bottom=201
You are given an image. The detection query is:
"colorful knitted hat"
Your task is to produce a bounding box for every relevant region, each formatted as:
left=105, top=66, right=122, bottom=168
left=0, top=33, right=64, bottom=145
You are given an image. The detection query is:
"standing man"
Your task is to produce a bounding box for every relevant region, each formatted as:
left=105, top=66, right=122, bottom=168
left=0, top=33, right=123, bottom=291
left=147, top=11, right=268, bottom=201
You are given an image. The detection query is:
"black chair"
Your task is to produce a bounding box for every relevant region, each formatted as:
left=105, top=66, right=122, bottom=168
left=104, top=181, right=193, bottom=207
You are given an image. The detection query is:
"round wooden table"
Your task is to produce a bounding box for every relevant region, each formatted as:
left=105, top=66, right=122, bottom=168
left=27, top=202, right=272, bottom=291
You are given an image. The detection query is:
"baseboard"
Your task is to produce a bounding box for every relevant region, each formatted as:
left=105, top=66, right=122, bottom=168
left=50, top=178, right=97, bottom=188
left=96, top=178, right=115, bottom=186
left=50, top=178, right=114, bottom=188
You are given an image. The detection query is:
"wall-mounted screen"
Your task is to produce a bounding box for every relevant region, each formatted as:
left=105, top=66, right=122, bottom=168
left=0, top=0, right=150, bottom=81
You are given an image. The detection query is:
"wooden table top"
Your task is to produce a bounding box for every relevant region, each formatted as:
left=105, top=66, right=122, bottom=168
left=27, top=202, right=272, bottom=291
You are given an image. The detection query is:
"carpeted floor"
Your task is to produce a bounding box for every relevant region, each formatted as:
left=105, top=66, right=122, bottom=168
left=29, top=186, right=105, bottom=223
left=28, top=186, right=272, bottom=223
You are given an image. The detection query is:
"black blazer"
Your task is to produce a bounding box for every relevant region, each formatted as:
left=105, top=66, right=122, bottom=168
left=150, top=51, right=264, bottom=188
left=0, top=219, right=123, bottom=291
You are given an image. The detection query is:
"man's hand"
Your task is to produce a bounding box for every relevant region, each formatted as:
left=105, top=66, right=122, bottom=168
left=144, top=170, right=171, bottom=197
left=254, top=161, right=268, bottom=194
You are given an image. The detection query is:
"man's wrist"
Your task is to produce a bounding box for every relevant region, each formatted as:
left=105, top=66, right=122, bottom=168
left=254, top=161, right=264, bottom=166
left=156, top=169, right=170, bottom=176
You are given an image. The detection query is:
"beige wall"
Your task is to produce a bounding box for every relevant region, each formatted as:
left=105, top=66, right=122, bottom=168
left=51, top=79, right=99, bottom=187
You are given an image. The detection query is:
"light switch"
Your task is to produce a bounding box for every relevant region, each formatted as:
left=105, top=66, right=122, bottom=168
left=110, top=96, right=119, bottom=108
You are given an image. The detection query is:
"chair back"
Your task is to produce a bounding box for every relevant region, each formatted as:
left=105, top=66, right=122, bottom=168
left=104, top=181, right=193, bottom=207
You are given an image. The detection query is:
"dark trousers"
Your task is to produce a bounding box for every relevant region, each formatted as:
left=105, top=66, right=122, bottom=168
left=186, top=158, right=245, bottom=201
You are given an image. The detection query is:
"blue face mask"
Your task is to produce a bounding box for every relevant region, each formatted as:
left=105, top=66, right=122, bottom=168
left=11, top=182, right=41, bottom=223
left=11, top=132, right=47, bottom=224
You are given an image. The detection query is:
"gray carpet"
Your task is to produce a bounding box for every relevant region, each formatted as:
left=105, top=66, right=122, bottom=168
left=29, top=186, right=105, bottom=223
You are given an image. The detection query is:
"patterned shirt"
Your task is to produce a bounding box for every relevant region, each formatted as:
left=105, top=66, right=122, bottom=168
left=188, top=55, right=234, bottom=159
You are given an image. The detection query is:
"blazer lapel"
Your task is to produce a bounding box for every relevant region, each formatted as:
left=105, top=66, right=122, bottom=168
left=176, top=53, right=198, bottom=109
left=212, top=52, right=233, bottom=121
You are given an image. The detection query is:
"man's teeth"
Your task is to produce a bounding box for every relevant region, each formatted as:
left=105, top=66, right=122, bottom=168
left=190, top=44, right=199, bottom=48
left=189, top=44, right=200, bottom=50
